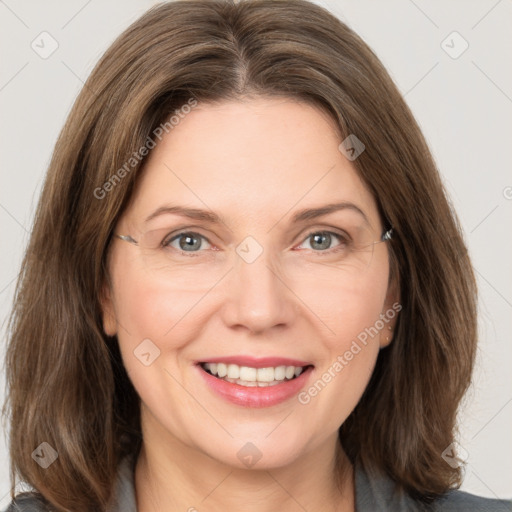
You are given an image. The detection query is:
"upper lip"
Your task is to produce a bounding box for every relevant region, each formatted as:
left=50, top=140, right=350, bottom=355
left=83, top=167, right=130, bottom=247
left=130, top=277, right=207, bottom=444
left=197, top=356, right=313, bottom=368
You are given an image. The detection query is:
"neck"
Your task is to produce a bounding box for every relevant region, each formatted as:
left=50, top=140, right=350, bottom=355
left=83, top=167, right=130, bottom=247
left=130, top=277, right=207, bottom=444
left=134, top=411, right=355, bottom=512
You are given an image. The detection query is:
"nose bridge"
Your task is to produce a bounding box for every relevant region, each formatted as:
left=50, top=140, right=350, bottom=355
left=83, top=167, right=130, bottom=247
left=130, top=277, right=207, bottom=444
left=222, top=238, right=295, bottom=333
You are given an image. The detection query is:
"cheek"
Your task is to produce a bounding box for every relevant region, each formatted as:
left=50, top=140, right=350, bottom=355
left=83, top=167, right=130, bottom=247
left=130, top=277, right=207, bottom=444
left=110, top=254, right=210, bottom=343
left=294, top=265, right=389, bottom=425
left=330, top=269, right=389, bottom=378
left=110, top=268, right=204, bottom=431
left=108, top=252, right=210, bottom=390
left=293, top=257, right=390, bottom=348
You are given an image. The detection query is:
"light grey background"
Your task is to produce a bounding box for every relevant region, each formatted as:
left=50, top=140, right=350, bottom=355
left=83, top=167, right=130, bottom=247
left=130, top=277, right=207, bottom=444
left=1, top=0, right=511, bottom=506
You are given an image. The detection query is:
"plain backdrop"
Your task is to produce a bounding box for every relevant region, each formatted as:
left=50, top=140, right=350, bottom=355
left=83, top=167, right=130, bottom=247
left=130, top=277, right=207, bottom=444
left=1, top=0, right=511, bottom=506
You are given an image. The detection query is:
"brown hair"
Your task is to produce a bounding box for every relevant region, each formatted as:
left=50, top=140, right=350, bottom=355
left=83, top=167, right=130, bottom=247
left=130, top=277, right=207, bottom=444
left=2, top=0, right=477, bottom=510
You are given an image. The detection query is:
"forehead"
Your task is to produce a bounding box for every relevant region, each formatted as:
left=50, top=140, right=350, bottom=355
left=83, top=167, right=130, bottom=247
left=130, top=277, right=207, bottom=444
left=124, top=98, right=381, bottom=231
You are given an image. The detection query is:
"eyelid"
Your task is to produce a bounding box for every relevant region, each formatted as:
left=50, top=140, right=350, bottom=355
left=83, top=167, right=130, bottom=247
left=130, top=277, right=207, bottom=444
left=158, top=224, right=215, bottom=242
left=294, top=223, right=352, bottom=243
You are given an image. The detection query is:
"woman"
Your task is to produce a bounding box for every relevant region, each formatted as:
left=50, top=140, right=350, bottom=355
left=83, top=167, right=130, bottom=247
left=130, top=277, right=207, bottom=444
left=3, top=0, right=511, bottom=511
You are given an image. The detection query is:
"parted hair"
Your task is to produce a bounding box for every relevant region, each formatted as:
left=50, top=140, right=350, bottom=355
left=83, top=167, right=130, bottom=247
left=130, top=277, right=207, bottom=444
left=2, top=1, right=477, bottom=510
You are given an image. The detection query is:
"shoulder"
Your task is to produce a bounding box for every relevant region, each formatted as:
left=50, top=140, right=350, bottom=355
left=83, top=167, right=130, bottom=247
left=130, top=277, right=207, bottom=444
left=354, top=460, right=512, bottom=512
left=3, top=492, right=51, bottom=512
left=3, top=454, right=138, bottom=512
left=435, top=489, right=512, bottom=511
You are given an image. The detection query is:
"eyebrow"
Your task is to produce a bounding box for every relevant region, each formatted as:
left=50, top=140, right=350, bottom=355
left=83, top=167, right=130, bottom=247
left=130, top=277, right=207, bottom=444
left=290, top=202, right=370, bottom=226
left=144, top=202, right=370, bottom=226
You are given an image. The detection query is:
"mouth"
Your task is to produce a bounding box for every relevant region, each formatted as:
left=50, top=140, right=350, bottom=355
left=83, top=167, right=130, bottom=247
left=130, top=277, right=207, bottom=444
left=196, top=357, right=315, bottom=407
left=200, top=362, right=313, bottom=387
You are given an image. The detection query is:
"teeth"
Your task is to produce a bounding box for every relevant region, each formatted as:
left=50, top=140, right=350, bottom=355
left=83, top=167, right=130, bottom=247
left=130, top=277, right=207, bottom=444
left=217, top=363, right=227, bottom=378
left=257, top=367, right=274, bottom=382
left=222, top=377, right=282, bottom=387
left=274, top=366, right=286, bottom=381
left=227, top=364, right=239, bottom=379
left=202, top=362, right=307, bottom=384
left=240, top=366, right=257, bottom=381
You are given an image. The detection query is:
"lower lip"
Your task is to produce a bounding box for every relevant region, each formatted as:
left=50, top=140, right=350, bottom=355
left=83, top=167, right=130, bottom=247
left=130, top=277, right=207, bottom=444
left=197, top=365, right=314, bottom=408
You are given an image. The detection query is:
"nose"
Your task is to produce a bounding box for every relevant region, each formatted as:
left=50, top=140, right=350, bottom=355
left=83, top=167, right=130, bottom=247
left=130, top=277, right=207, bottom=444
left=220, top=247, right=297, bottom=335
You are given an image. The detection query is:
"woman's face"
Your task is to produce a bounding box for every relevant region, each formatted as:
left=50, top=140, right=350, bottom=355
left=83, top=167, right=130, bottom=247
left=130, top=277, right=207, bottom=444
left=103, top=97, right=397, bottom=470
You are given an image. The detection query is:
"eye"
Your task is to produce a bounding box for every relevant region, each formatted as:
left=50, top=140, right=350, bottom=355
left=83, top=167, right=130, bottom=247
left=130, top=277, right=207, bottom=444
left=164, top=231, right=212, bottom=253
left=297, top=231, right=349, bottom=252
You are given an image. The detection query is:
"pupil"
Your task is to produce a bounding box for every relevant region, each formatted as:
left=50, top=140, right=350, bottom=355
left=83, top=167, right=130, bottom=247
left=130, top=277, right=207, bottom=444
left=312, top=233, right=330, bottom=250
left=180, top=234, right=200, bottom=251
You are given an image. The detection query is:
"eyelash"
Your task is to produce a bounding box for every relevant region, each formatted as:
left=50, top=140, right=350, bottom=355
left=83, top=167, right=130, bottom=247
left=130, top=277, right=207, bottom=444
left=162, top=229, right=351, bottom=257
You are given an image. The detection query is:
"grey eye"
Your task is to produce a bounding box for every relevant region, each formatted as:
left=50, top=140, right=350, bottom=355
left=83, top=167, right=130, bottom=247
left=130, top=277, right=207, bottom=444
left=167, top=232, right=210, bottom=252
left=300, top=231, right=345, bottom=251
left=309, top=232, right=333, bottom=250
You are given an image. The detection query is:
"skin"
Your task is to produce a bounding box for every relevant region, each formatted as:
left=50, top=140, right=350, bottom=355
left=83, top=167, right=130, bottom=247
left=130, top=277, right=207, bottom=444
left=102, top=97, right=398, bottom=512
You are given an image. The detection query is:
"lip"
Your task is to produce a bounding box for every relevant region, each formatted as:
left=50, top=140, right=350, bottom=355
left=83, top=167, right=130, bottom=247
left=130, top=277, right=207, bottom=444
left=196, top=363, right=314, bottom=408
left=196, top=355, right=312, bottom=368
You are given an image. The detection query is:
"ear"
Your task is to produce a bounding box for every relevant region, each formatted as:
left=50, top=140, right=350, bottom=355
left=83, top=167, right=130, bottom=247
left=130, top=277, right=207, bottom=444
left=99, top=280, right=118, bottom=337
left=379, top=266, right=401, bottom=349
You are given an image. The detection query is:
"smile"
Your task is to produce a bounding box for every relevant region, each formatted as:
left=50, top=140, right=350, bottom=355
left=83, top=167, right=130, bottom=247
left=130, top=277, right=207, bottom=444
left=196, top=357, right=314, bottom=407
left=201, top=362, right=307, bottom=387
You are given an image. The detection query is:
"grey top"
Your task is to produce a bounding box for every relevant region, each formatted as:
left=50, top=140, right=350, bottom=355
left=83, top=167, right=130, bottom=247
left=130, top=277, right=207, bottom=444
left=5, top=455, right=512, bottom=511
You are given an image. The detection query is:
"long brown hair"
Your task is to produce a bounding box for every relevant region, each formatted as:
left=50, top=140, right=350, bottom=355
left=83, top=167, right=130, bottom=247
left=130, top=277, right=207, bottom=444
left=2, top=0, right=477, bottom=510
